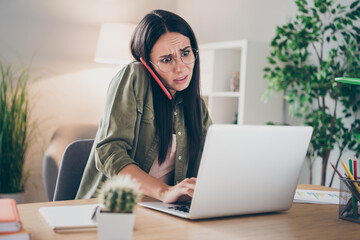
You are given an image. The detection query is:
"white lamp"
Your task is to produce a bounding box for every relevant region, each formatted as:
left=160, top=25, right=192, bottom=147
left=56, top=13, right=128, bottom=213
left=94, top=23, right=136, bottom=65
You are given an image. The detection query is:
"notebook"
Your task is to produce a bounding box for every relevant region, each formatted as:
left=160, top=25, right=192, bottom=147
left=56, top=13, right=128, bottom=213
left=39, top=204, right=98, bottom=232
left=0, top=228, right=30, bottom=240
left=139, top=124, right=313, bottom=219
left=0, top=199, right=22, bottom=233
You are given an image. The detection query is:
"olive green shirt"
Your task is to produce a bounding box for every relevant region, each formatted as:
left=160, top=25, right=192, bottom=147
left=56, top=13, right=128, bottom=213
left=76, top=62, right=212, bottom=199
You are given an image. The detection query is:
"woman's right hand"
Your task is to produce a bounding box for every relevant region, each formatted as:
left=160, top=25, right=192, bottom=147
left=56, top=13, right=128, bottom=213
left=118, top=165, right=197, bottom=204
left=160, top=178, right=197, bottom=204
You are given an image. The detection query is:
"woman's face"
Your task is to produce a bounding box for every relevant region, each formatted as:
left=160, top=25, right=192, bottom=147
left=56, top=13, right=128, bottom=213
left=150, top=32, right=194, bottom=96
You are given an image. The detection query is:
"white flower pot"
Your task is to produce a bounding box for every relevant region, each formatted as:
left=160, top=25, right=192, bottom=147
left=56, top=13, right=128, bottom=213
left=97, top=211, right=135, bottom=240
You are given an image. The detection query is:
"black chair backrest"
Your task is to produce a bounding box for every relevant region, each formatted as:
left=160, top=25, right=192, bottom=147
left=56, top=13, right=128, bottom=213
left=53, top=139, right=94, bottom=201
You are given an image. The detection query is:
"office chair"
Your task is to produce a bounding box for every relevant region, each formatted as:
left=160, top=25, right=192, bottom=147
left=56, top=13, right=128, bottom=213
left=42, top=124, right=98, bottom=200
left=53, top=139, right=94, bottom=201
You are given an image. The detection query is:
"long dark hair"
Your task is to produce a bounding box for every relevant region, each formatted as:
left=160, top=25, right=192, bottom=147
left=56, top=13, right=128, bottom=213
left=130, top=9, right=202, bottom=166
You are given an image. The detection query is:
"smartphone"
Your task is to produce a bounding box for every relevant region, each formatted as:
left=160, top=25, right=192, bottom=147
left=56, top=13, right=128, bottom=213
left=140, top=57, right=172, bottom=100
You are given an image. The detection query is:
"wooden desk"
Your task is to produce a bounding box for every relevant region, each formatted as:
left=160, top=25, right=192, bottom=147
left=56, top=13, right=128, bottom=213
left=18, top=185, right=358, bottom=240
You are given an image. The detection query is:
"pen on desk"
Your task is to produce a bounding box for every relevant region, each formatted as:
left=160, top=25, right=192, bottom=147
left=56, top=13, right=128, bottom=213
left=91, top=206, right=99, bottom=221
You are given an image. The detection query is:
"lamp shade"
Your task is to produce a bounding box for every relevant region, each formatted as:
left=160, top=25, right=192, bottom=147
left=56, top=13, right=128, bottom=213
left=94, top=23, right=136, bottom=65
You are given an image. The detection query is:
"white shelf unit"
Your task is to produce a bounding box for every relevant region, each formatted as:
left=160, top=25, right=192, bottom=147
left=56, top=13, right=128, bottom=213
left=199, top=40, right=283, bottom=125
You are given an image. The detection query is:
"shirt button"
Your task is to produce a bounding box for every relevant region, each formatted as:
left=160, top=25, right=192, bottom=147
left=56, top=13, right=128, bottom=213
left=174, top=111, right=177, bottom=116
left=178, top=156, right=182, bottom=160
left=178, top=131, right=181, bottom=135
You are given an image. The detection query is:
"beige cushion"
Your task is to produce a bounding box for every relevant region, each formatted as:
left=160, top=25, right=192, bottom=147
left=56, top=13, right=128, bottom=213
left=42, top=124, right=98, bottom=200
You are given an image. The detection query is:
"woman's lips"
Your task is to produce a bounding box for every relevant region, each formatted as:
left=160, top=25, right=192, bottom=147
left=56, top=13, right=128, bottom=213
left=174, top=75, right=188, bottom=84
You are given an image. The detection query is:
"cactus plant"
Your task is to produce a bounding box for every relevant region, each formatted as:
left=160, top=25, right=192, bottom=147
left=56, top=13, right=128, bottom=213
left=98, top=174, right=142, bottom=213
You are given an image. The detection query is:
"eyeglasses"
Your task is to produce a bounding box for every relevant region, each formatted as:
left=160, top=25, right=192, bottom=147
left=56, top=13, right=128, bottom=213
left=150, top=48, right=198, bottom=73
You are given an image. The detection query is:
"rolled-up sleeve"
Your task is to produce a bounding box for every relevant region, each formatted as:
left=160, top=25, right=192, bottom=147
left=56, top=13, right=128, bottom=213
left=94, top=64, right=141, bottom=178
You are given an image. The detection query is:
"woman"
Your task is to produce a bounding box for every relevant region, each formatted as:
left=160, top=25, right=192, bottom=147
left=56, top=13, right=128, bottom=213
left=76, top=9, right=212, bottom=203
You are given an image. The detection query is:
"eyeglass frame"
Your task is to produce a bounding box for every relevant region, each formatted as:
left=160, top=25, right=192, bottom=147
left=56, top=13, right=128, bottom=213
left=149, top=48, right=199, bottom=73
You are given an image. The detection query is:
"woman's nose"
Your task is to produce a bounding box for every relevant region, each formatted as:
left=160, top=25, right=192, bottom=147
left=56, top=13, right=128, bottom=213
left=173, top=58, right=186, bottom=72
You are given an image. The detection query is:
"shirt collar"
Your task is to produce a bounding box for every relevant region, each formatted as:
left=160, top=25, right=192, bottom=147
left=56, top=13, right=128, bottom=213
left=173, top=94, right=183, bottom=105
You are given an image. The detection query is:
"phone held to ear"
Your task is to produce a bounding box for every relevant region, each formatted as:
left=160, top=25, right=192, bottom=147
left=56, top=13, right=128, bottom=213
left=140, top=57, right=172, bottom=100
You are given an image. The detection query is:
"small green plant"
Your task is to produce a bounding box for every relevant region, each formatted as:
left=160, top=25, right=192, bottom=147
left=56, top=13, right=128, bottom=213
left=98, top=175, right=142, bottom=213
left=0, top=62, right=31, bottom=193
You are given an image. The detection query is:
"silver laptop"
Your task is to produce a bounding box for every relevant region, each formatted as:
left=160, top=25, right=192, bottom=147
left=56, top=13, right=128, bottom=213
left=139, top=124, right=313, bottom=219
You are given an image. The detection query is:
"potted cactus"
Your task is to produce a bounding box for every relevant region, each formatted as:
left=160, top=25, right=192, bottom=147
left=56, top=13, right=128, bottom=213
left=97, top=174, right=142, bottom=240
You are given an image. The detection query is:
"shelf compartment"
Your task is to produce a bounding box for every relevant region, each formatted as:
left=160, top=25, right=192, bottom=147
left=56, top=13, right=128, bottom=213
left=209, top=96, right=238, bottom=124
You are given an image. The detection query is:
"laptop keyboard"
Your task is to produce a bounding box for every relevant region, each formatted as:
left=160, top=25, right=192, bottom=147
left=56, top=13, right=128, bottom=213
left=168, top=205, right=190, bottom=213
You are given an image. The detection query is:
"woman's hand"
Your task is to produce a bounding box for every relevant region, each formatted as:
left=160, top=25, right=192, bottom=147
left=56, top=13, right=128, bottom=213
left=118, top=165, right=197, bottom=204
left=160, top=178, right=197, bottom=204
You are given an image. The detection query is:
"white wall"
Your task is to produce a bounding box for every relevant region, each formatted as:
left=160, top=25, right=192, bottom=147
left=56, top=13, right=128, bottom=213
left=1, top=0, right=349, bottom=202
left=0, top=0, right=177, bottom=74
left=0, top=0, right=177, bottom=202
left=177, top=0, right=358, bottom=189
left=176, top=0, right=297, bottom=44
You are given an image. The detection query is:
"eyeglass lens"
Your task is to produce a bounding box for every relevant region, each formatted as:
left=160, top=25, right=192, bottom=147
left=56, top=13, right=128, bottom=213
left=157, top=48, right=198, bottom=73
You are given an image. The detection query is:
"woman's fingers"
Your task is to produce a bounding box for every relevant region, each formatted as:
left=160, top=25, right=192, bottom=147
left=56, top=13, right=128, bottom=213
left=176, top=178, right=197, bottom=196
left=162, top=178, right=197, bottom=203
left=177, top=194, right=192, bottom=203
left=177, top=177, right=197, bottom=186
left=177, top=185, right=194, bottom=197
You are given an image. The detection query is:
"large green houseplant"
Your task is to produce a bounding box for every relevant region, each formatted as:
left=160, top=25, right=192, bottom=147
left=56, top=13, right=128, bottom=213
left=264, top=0, right=360, bottom=186
left=0, top=62, right=31, bottom=202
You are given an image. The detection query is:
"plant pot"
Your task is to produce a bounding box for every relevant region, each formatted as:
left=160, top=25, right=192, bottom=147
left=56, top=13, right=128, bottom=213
left=97, top=211, right=135, bottom=240
left=0, top=192, right=24, bottom=204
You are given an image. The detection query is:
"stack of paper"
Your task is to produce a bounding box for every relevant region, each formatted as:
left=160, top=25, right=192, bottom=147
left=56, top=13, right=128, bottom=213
left=293, top=189, right=341, bottom=205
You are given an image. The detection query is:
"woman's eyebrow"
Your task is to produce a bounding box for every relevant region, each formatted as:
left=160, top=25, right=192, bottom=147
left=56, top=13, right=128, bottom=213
left=179, top=46, right=191, bottom=51
left=159, top=53, right=172, bottom=59
left=158, top=46, right=191, bottom=59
